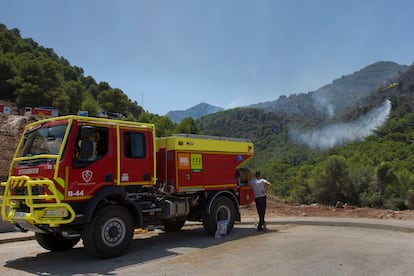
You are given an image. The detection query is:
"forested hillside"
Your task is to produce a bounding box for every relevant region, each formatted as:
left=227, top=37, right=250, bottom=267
left=0, top=25, right=141, bottom=117
left=0, top=24, right=199, bottom=136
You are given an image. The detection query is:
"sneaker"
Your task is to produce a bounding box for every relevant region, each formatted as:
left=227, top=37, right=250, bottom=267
left=257, top=225, right=264, bottom=231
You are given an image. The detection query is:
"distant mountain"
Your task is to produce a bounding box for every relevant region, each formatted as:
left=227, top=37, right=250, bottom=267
left=251, top=61, right=409, bottom=122
left=166, top=103, right=224, bottom=122
left=168, top=62, right=408, bottom=125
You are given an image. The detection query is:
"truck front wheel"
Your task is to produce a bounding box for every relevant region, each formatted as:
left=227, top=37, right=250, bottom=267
left=203, top=196, right=236, bottom=236
left=82, top=205, right=134, bottom=259
left=35, top=233, right=80, bottom=251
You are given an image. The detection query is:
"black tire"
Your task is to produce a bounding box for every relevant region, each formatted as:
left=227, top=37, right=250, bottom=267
left=162, top=219, right=186, bottom=232
left=203, top=196, right=236, bottom=236
left=82, top=205, right=134, bottom=259
left=35, top=233, right=80, bottom=252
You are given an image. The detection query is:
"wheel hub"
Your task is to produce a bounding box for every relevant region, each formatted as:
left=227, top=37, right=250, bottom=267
left=217, top=206, right=230, bottom=223
left=102, top=218, right=126, bottom=247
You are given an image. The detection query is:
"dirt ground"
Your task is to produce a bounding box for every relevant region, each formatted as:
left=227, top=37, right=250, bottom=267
left=2, top=114, right=414, bottom=221
left=240, top=196, right=414, bottom=221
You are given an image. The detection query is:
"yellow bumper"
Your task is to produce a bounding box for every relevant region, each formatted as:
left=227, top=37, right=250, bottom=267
left=1, top=176, right=75, bottom=227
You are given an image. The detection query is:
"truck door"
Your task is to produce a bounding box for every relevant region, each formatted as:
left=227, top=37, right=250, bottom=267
left=68, top=125, right=114, bottom=198
left=120, top=129, right=155, bottom=185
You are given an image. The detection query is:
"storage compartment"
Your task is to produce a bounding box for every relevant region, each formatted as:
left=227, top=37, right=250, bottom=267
left=156, top=134, right=254, bottom=193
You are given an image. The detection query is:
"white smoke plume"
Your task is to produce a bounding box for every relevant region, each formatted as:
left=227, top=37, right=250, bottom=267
left=290, top=99, right=391, bottom=150
left=312, top=94, right=336, bottom=117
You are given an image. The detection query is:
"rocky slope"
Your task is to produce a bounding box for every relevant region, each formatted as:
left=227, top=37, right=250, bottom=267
left=0, top=114, right=27, bottom=180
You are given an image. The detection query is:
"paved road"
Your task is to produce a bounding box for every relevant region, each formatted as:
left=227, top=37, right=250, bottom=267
left=1, top=223, right=414, bottom=275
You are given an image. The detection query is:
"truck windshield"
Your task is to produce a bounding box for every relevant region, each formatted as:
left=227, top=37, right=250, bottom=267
left=19, top=123, right=68, bottom=157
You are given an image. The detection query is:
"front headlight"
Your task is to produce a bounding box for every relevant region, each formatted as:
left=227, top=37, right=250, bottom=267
left=43, top=208, right=68, bottom=217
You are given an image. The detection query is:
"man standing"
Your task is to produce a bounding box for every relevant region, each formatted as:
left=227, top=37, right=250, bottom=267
left=250, top=171, right=272, bottom=231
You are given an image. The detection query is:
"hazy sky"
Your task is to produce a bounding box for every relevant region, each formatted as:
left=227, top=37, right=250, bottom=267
left=1, top=0, right=413, bottom=115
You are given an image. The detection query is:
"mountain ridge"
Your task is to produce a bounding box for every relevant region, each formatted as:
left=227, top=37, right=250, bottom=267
left=167, top=61, right=408, bottom=123
left=166, top=102, right=224, bottom=122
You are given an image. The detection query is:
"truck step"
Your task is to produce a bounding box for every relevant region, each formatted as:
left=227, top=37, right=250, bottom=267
left=142, top=208, right=162, bottom=213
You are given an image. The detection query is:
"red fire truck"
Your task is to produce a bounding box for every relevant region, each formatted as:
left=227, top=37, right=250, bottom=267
left=24, top=106, right=59, bottom=118
left=1, top=115, right=254, bottom=258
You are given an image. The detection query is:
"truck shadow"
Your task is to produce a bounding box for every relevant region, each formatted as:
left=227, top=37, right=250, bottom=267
left=3, top=224, right=279, bottom=275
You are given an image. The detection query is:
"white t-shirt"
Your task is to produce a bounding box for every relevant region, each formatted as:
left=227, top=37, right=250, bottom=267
left=250, top=178, right=267, bottom=199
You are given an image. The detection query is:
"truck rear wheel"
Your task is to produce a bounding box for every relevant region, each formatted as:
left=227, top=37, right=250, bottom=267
left=82, top=205, right=134, bottom=259
left=203, top=196, right=236, bottom=236
left=35, top=233, right=80, bottom=251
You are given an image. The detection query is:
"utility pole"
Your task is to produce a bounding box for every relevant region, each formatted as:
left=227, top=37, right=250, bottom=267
left=141, top=93, right=144, bottom=110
